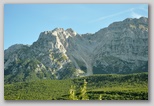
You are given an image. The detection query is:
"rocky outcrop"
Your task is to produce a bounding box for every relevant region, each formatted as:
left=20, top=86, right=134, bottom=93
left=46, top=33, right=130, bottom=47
left=4, top=17, right=148, bottom=83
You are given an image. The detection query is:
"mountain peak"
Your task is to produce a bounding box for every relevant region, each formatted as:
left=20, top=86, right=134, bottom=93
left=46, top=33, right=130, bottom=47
left=123, top=18, right=133, bottom=22
left=52, top=28, right=64, bottom=32
left=139, top=16, right=148, bottom=19
left=66, top=28, right=77, bottom=36
left=66, top=28, right=74, bottom=32
left=139, top=17, right=148, bottom=23
left=123, top=17, right=148, bottom=23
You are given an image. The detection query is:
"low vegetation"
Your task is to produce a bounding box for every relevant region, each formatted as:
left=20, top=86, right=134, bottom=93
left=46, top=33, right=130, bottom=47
left=4, top=72, right=148, bottom=100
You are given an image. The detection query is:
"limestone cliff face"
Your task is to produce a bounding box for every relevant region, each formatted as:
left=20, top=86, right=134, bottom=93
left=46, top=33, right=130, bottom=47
left=4, top=17, right=148, bottom=83
left=92, top=17, right=148, bottom=74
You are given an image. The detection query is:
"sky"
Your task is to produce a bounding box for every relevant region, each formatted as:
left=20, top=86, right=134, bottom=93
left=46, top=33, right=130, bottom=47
left=4, top=4, right=148, bottom=49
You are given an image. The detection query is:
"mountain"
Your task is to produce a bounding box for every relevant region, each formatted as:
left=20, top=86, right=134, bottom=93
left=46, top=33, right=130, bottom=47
left=4, top=17, right=148, bottom=83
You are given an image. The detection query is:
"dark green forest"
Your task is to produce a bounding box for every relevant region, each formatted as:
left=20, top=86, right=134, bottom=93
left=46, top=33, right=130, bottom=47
left=4, top=72, right=148, bottom=100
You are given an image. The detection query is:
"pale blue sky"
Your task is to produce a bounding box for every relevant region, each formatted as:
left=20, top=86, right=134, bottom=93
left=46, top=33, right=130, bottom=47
left=4, top=4, right=148, bottom=49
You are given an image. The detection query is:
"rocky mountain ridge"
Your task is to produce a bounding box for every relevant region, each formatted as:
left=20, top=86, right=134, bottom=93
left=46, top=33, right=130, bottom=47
left=4, top=17, right=148, bottom=83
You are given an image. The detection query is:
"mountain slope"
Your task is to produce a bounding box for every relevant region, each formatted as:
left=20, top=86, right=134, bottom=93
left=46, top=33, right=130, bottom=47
left=4, top=17, right=148, bottom=83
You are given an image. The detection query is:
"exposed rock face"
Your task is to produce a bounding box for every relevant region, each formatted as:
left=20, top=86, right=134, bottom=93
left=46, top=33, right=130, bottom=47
left=4, top=17, right=148, bottom=83
left=92, top=17, right=148, bottom=74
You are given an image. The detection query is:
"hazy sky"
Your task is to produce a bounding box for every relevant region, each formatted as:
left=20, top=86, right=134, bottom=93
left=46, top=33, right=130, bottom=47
left=4, top=4, right=148, bottom=49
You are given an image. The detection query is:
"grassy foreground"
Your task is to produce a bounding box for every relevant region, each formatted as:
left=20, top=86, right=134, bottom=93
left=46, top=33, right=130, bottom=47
left=4, top=72, right=148, bottom=100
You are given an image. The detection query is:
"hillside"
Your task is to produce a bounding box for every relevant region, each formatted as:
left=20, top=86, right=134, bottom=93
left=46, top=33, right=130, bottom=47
left=4, top=72, right=148, bottom=100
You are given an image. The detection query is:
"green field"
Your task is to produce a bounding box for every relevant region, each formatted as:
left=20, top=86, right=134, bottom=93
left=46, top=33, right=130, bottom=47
left=4, top=72, right=148, bottom=100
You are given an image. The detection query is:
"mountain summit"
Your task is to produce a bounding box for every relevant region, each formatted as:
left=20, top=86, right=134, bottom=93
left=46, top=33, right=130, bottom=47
left=4, top=17, right=148, bottom=83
